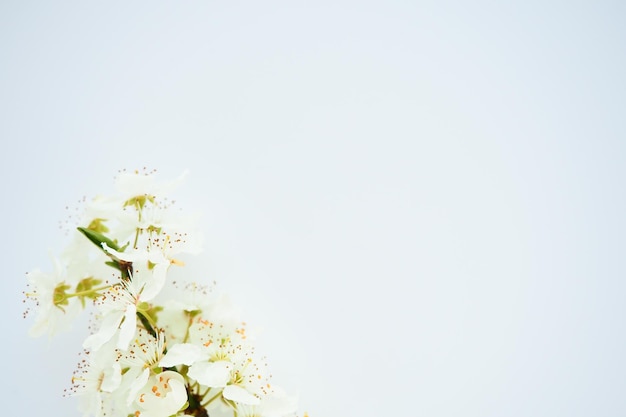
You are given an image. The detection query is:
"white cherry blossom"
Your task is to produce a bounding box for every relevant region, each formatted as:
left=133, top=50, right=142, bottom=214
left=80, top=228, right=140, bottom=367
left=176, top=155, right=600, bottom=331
left=114, top=169, right=188, bottom=203
left=68, top=341, right=122, bottom=417
left=24, top=170, right=303, bottom=417
left=102, top=243, right=171, bottom=301
left=25, top=257, right=82, bottom=338
left=83, top=277, right=144, bottom=352
left=235, top=389, right=299, bottom=417
left=109, top=328, right=169, bottom=409
left=131, top=371, right=187, bottom=417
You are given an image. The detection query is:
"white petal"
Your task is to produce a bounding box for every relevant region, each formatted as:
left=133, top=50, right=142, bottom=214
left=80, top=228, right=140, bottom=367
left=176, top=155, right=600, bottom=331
left=259, top=392, right=299, bottom=417
left=117, top=304, right=137, bottom=350
left=161, top=374, right=188, bottom=414
left=83, top=311, right=123, bottom=351
left=187, top=361, right=231, bottom=387
left=159, top=343, right=208, bottom=367
left=165, top=299, right=200, bottom=312
left=209, top=294, right=241, bottom=326
left=127, top=368, right=150, bottom=406
left=223, top=385, right=261, bottom=405
left=134, top=371, right=187, bottom=417
left=100, top=362, right=122, bottom=392
left=101, top=244, right=139, bottom=262
left=140, top=261, right=169, bottom=301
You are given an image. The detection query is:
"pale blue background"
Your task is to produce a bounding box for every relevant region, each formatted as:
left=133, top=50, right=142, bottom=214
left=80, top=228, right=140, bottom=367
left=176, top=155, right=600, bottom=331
left=2, top=1, right=625, bottom=416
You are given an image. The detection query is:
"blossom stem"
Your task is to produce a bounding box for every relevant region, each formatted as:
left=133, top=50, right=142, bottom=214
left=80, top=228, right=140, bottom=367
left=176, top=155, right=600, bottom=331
left=199, top=385, right=211, bottom=398
left=221, top=398, right=237, bottom=415
left=133, top=228, right=140, bottom=250
left=201, top=389, right=224, bottom=407
left=66, top=285, right=111, bottom=299
left=133, top=204, right=143, bottom=249
left=136, top=308, right=158, bottom=338
left=182, top=314, right=194, bottom=343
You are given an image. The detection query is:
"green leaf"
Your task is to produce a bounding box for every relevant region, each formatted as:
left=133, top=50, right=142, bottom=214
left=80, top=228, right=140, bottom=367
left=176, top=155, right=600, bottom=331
left=105, top=261, right=121, bottom=270
left=137, top=312, right=157, bottom=338
left=77, top=226, right=120, bottom=252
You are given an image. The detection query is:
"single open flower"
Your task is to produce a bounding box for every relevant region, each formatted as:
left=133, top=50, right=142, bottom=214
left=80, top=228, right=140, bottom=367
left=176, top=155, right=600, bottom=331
left=132, top=371, right=187, bottom=417
left=82, top=278, right=142, bottom=352
left=68, top=341, right=122, bottom=417
left=25, top=257, right=82, bottom=338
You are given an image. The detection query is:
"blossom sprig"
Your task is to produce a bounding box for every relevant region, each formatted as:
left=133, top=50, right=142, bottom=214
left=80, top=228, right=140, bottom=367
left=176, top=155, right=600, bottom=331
left=24, top=169, right=304, bottom=417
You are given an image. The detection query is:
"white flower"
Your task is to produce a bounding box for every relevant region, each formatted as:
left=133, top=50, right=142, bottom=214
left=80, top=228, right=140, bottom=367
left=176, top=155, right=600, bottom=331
left=83, top=242, right=171, bottom=352
left=159, top=294, right=288, bottom=412
left=68, top=341, right=122, bottom=417
left=156, top=280, right=216, bottom=344
left=90, top=196, right=203, bottom=258
left=102, top=244, right=171, bottom=300
left=257, top=391, right=299, bottom=417
left=114, top=169, right=188, bottom=203
left=160, top=343, right=232, bottom=388
left=133, top=203, right=203, bottom=256
left=235, top=389, right=299, bottom=417
left=118, top=328, right=167, bottom=371
left=24, top=170, right=302, bottom=417
left=25, top=257, right=82, bottom=338
left=131, top=371, right=187, bottom=417
left=85, top=329, right=171, bottom=417
left=159, top=343, right=207, bottom=367
left=116, top=329, right=169, bottom=408
left=87, top=169, right=187, bottom=212
left=224, top=384, right=261, bottom=405
left=158, top=294, right=259, bottom=407
left=82, top=169, right=194, bottom=250
left=83, top=278, right=143, bottom=352
left=160, top=295, right=249, bottom=389
left=221, top=348, right=270, bottom=406
left=190, top=360, right=235, bottom=388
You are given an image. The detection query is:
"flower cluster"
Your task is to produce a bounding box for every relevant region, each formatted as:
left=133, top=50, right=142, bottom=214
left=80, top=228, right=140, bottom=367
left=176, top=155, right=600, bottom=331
left=24, top=169, right=301, bottom=417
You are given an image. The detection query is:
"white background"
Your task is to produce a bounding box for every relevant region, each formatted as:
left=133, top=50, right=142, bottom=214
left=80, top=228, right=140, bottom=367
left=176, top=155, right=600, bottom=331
left=2, top=1, right=626, bottom=416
